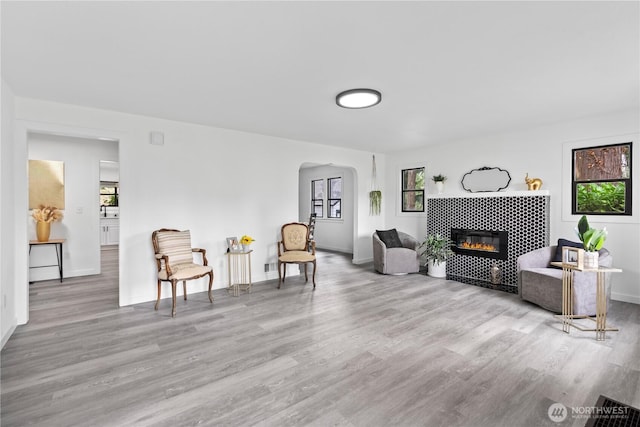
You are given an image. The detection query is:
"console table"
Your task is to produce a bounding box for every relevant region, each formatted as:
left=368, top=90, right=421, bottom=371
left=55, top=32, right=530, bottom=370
left=29, top=239, right=65, bottom=283
left=226, top=250, right=252, bottom=296
left=550, top=261, right=622, bottom=341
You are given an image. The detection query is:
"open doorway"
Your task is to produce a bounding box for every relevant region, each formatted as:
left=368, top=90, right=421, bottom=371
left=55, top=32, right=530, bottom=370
left=99, top=161, right=120, bottom=247
left=27, top=132, right=119, bottom=290
left=298, top=164, right=356, bottom=256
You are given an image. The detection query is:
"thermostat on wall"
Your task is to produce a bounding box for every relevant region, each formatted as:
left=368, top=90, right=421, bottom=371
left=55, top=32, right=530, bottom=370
left=150, top=131, right=164, bottom=146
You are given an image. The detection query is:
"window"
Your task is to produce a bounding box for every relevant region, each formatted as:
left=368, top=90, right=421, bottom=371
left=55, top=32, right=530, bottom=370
left=402, top=167, right=425, bottom=212
left=572, top=142, right=632, bottom=216
left=328, top=177, right=342, bottom=218
left=100, top=182, right=119, bottom=206
left=311, top=179, right=324, bottom=218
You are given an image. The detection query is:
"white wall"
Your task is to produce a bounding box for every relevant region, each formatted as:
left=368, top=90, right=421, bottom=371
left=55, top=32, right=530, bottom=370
left=386, top=108, right=640, bottom=303
left=298, top=165, right=355, bottom=253
left=28, top=133, right=118, bottom=281
left=11, top=98, right=386, bottom=324
left=1, top=78, right=18, bottom=347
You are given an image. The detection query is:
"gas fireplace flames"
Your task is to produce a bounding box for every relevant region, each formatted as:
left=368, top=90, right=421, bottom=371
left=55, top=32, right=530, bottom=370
left=459, top=242, right=497, bottom=252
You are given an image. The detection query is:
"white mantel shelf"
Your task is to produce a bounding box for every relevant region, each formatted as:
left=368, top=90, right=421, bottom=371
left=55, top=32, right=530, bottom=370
left=425, top=190, right=550, bottom=199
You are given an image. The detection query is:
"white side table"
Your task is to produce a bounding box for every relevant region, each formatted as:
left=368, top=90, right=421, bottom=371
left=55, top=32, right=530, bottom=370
left=226, top=250, right=252, bottom=296
left=550, top=261, right=622, bottom=341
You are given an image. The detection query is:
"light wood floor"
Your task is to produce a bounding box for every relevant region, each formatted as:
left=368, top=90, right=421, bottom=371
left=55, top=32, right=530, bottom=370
left=2, top=247, right=639, bottom=427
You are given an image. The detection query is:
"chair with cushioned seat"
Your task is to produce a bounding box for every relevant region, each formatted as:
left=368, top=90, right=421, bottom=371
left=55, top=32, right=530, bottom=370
left=278, top=222, right=316, bottom=289
left=152, top=228, right=214, bottom=317
left=517, top=242, right=612, bottom=316
left=372, top=229, right=420, bottom=275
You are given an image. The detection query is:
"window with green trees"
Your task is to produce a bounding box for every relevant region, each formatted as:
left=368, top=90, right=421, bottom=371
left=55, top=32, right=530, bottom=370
left=100, top=182, right=119, bottom=206
left=572, top=142, right=632, bottom=215
left=402, top=167, right=425, bottom=212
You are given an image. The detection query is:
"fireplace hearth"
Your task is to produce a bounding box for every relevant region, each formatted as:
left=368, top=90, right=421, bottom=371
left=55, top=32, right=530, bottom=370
left=451, top=228, right=508, bottom=260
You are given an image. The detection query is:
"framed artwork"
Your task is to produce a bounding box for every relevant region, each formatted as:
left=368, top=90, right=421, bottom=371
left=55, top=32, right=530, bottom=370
left=29, top=160, right=65, bottom=209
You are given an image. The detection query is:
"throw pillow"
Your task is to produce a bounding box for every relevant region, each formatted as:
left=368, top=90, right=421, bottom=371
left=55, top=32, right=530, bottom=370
left=550, top=238, right=583, bottom=267
left=376, top=229, right=404, bottom=248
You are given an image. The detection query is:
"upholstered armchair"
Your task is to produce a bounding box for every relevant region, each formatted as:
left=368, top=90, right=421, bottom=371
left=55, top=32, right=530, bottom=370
left=278, top=222, right=316, bottom=289
left=372, top=229, right=420, bottom=275
left=152, top=228, right=214, bottom=317
left=517, top=244, right=612, bottom=316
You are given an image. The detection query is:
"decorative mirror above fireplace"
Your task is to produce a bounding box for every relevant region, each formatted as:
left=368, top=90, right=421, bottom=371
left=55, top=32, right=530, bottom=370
left=461, top=166, right=511, bottom=192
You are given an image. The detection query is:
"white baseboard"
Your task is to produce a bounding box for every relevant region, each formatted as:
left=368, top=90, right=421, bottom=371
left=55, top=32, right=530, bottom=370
left=352, top=257, right=373, bottom=265
left=29, top=267, right=99, bottom=282
left=611, top=291, right=640, bottom=305
left=1, top=318, right=17, bottom=349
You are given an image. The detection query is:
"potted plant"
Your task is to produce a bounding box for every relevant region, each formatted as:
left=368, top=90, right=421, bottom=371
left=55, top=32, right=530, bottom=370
left=419, top=233, right=454, bottom=278
left=432, top=174, right=446, bottom=194
left=575, top=215, right=607, bottom=269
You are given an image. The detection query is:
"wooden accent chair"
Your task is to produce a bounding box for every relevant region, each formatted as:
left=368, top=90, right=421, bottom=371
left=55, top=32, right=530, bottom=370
left=277, top=222, right=316, bottom=289
left=152, top=228, right=214, bottom=317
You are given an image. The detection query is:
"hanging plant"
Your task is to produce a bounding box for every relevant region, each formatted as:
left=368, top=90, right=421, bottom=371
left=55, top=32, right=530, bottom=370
left=370, top=190, right=381, bottom=215
left=369, top=155, right=381, bottom=215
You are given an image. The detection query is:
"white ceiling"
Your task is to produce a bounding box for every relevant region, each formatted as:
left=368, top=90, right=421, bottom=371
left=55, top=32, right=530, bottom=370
left=2, top=1, right=638, bottom=153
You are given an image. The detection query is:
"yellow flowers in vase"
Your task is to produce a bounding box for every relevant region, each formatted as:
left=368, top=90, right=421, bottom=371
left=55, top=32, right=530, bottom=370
left=31, top=205, right=63, bottom=242
left=240, top=235, right=255, bottom=252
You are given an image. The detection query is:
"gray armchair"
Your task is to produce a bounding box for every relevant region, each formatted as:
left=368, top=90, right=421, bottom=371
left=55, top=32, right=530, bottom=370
left=517, top=245, right=612, bottom=316
left=372, top=230, right=420, bottom=275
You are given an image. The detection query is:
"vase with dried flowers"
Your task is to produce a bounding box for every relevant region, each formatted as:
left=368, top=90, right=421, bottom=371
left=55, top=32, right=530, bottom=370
left=31, top=205, right=63, bottom=242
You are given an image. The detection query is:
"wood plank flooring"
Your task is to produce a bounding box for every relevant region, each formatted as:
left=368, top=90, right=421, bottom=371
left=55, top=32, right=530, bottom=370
left=2, top=246, right=639, bottom=426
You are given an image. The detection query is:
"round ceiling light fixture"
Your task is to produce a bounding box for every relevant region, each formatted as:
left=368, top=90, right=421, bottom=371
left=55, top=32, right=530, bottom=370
left=336, top=88, right=382, bottom=109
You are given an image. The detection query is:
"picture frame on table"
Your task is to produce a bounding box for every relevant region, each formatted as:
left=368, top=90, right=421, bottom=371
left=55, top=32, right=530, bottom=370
left=226, top=236, right=240, bottom=253
left=562, top=246, right=584, bottom=269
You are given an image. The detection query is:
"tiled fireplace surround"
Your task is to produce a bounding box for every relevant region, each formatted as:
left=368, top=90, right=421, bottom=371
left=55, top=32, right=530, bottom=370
left=426, top=191, right=550, bottom=293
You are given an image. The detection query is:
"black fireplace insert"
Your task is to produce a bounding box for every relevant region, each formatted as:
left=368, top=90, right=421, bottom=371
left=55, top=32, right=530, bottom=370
left=451, top=228, right=508, bottom=260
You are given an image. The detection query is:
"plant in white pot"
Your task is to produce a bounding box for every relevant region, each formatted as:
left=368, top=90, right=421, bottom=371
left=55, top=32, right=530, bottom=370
left=419, top=233, right=454, bottom=278
left=575, top=215, right=607, bottom=269
left=432, top=174, right=446, bottom=194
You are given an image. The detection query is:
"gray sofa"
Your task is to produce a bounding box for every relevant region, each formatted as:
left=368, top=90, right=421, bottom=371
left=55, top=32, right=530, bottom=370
left=372, top=231, right=420, bottom=275
left=517, top=245, right=612, bottom=316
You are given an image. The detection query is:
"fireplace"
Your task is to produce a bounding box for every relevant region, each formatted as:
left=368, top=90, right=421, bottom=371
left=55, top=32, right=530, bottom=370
left=451, top=228, right=508, bottom=260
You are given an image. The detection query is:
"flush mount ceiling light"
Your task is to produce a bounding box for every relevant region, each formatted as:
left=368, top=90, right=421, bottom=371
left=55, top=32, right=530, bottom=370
left=336, top=88, right=382, bottom=109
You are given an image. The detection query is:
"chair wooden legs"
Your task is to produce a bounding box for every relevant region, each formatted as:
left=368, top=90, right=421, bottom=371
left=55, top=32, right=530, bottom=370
left=171, top=280, right=177, bottom=318
left=278, top=262, right=316, bottom=289
left=278, top=261, right=285, bottom=289
left=155, top=280, right=162, bottom=310
left=156, top=272, right=214, bottom=317
left=312, top=261, right=316, bottom=289
left=208, top=271, right=214, bottom=303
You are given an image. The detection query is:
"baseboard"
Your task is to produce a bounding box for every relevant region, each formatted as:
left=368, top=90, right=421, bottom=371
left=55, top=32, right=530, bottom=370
left=352, top=257, right=373, bottom=265
left=1, top=318, right=17, bottom=349
left=29, top=267, right=100, bottom=282
left=611, top=291, right=640, bottom=305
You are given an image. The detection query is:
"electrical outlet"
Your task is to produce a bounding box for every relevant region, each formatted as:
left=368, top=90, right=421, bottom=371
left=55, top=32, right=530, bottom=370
left=264, top=263, right=269, bottom=272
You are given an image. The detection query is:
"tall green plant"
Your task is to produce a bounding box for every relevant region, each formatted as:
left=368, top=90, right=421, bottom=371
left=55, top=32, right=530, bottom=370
left=575, top=215, right=607, bottom=252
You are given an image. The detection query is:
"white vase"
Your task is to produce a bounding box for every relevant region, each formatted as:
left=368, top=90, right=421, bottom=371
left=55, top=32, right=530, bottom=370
left=435, top=181, right=444, bottom=194
left=584, top=251, right=599, bottom=269
left=427, top=260, right=447, bottom=278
